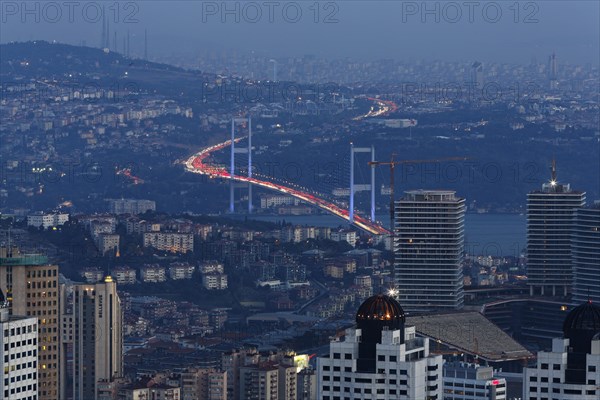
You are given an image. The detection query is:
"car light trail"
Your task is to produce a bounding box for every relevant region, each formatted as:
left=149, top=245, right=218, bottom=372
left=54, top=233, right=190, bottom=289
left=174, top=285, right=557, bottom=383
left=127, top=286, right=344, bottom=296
left=185, top=139, right=390, bottom=235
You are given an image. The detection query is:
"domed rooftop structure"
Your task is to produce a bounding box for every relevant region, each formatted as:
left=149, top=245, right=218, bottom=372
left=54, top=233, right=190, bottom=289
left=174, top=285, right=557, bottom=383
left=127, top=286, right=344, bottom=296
left=356, top=294, right=405, bottom=331
left=563, top=300, right=600, bottom=384
left=355, top=294, right=407, bottom=373
left=563, top=300, right=600, bottom=334
left=563, top=300, right=600, bottom=355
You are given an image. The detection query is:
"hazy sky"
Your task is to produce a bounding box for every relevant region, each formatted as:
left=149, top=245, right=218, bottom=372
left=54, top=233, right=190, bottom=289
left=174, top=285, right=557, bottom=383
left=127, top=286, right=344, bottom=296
left=1, top=1, right=598, bottom=64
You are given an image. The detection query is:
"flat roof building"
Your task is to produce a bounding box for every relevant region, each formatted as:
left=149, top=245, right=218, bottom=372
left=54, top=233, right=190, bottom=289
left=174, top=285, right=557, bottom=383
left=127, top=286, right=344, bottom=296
left=443, top=361, right=507, bottom=400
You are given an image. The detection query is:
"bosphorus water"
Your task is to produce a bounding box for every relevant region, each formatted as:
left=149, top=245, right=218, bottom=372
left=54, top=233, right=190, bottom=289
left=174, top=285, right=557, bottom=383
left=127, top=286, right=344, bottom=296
left=229, top=213, right=527, bottom=257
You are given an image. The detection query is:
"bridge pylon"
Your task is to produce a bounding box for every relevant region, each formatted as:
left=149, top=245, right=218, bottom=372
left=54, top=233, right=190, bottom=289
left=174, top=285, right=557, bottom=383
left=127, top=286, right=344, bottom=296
left=349, top=144, right=376, bottom=223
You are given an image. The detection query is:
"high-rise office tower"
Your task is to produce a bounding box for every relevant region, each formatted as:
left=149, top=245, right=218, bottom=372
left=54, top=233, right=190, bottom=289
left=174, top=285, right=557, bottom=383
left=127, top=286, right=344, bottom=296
left=548, top=53, right=558, bottom=78
left=0, top=248, right=61, bottom=400
left=394, top=190, right=466, bottom=312
left=269, top=59, right=278, bottom=82
left=527, top=163, right=585, bottom=297
left=571, top=202, right=600, bottom=304
left=0, top=288, right=39, bottom=400
left=471, top=61, right=484, bottom=90
left=71, top=276, right=122, bottom=400
left=548, top=52, right=558, bottom=87
left=317, top=294, right=443, bottom=399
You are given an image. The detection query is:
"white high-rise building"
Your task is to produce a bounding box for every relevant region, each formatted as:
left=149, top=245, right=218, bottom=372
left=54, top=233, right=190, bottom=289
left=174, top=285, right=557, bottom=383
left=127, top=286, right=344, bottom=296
left=443, top=361, right=507, bottom=400
left=0, top=289, right=39, bottom=400
left=71, top=276, right=123, bottom=400
left=523, top=301, right=600, bottom=400
left=394, top=190, right=466, bottom=312
left=317, top=294, right=443, bottom=400
left=527, top=164, right=586, bottom=297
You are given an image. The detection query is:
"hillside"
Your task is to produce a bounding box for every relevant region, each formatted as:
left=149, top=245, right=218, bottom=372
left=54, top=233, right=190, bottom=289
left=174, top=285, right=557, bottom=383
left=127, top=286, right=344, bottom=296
left=0, top=41, right=213, bottom=98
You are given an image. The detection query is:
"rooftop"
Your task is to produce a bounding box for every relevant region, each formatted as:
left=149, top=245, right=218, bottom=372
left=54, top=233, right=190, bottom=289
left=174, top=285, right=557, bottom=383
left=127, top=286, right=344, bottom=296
left=401, top=190, right=461, bottom=202
left=0, top=254, right=48, bottom=266
left=407, top=312, right=533, bottom=362
left=246, top=312, right=319, bottom=324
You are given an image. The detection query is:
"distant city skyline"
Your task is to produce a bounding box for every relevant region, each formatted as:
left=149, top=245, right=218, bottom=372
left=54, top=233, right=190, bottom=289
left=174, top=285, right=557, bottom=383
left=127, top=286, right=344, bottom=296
left=1, top=3, right=600, bottom=399
left=1, top=1, right=598, bottom=65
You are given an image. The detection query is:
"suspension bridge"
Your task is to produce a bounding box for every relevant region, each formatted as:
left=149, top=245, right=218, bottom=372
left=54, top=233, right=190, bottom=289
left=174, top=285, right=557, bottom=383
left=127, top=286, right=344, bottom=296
left=184, top=118, right=390, bottom=235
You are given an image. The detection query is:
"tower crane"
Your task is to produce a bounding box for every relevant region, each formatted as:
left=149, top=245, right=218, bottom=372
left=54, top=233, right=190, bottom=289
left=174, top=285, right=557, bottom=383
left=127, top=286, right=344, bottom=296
left=368, top=154, right=469, bottom=291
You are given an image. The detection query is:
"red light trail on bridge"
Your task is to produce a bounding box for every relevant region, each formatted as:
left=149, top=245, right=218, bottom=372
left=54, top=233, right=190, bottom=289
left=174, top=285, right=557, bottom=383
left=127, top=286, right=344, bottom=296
left=185, top=139, right=390, bottom=235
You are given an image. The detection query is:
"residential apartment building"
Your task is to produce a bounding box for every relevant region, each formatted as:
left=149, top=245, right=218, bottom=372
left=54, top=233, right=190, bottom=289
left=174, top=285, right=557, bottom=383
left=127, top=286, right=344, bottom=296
left=143, top=233, right=194, bottom=253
